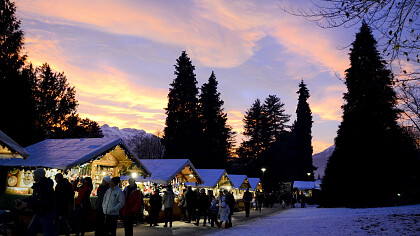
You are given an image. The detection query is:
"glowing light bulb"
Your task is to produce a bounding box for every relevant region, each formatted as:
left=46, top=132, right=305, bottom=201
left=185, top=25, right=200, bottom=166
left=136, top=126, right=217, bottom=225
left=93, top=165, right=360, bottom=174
left=131, top=172, right=138, bottom=178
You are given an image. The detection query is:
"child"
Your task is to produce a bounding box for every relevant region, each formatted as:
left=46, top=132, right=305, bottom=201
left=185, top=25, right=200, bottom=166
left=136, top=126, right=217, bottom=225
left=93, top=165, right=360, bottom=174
left=209, top=200, right=219, bottom=227
left=218, top=200, right=230, bottom=229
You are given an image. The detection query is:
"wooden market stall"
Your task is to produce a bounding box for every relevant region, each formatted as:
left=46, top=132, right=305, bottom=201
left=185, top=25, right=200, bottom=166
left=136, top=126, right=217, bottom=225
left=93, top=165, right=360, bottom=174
left=186, top=169, right=233, bottom=196
left=247, top=177, right=262, bottom=192
left=0, top=130, right=29, bottom=160
left=0, top=138, right=151, bottom=196
left=228, top=174, right=251, bottom=199
left=138, top=159, right=203, bottom=221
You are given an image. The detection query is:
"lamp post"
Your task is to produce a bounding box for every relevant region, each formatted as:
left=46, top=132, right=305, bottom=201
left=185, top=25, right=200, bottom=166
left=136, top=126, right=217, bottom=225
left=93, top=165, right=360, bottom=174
left=261, top=168, right=266, bottom=188
left=307, top=172, right=311, bottom=181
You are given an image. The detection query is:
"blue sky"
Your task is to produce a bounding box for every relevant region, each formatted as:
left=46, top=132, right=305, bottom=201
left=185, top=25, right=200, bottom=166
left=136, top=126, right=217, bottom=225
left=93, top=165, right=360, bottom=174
left=16, top=0, right=362, bottom=153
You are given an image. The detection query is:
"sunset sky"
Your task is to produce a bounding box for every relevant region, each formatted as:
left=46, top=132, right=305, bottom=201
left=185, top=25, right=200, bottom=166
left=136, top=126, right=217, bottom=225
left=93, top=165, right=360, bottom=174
left=16, top=0, right=361, bottom=154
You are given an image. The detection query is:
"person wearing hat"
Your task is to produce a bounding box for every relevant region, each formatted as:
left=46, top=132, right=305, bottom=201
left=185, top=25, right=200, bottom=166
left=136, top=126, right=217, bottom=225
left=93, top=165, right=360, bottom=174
left=95, top=175, right=111, bottom=236
left=122, top=178, right=142, bottom=236
left=102, top=177, right=124, bottom=236
left=17, top=168, right=56, bottom=236
left=162, top=184, right=175, bottom=227
left=72, top=176, right=93, bottom=236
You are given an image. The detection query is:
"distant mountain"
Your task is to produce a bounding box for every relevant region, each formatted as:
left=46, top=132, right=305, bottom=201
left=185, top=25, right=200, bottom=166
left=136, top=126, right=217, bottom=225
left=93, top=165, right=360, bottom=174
left=313, top=145, right=335, bottom=179
left=100, top=124, right=151, bottom=150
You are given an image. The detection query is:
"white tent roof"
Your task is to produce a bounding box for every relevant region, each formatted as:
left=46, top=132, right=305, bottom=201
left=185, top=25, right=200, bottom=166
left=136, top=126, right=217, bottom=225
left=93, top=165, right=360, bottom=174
left=138, top=159, right=203, bottom=185
left=247, top=177, right=262, bottom=191
left=0, top=130, right=29, bottom=159
left=186, top=169, right=232, bottom=188
left=0, top=138, right=150, bottom=176
left=293, top=181, right=315, bottom=190
left=229, top=174, right=251, bottom=189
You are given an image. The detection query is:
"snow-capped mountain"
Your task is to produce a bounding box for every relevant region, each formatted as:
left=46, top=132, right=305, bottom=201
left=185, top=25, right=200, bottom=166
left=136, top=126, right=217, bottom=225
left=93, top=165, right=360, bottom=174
left=100, top=124, right=150, bottom=150
left=313, top=145, right=335, bottom=179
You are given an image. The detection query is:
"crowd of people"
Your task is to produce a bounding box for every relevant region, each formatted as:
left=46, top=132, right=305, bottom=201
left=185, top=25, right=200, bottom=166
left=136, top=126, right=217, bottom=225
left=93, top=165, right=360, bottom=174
left=13, top=168, right=292, bottom=235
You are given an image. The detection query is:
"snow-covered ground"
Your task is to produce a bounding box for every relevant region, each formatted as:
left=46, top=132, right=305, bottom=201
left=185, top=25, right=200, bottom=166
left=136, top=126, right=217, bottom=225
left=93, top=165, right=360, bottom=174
left=208, top=204, right=420, bottom=235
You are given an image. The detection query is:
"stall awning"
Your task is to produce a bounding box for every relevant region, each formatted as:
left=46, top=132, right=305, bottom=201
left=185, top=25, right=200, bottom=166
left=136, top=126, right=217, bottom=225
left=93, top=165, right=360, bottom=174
left=228, top=174, right=251, bottom=190
left=186, top=169, right=232, bottom=189
left=0, top=138, right=150, bottom=176
left=138, top=159, right=203, bottom=185
left=0, top=130, right=29, bottom=159
left=247, top=177, right=262, bottom=191
left=293, top=181, right=316, bottom=190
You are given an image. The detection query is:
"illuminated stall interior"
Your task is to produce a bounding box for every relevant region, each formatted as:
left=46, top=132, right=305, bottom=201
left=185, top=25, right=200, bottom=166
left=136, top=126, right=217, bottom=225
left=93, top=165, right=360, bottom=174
left=228, top=174, right=251, bottom=199
left=138, top=159, right=203, bottom=195
left=293, top=181, right=317, bottom=197
left=0, top=130, right=29, bottom=160
left=0, top=138, right=150, bottom=195
left=186, top=169, right=233, bottom=196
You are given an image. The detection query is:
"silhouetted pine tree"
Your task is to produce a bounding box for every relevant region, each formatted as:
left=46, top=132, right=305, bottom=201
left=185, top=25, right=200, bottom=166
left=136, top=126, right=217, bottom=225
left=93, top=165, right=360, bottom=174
left=262, top=95, right=290, bottom=148
left=238, top=99, right=265, bottom=160
left=0, top=0, right=37, bottom=146
left=321, top=23, right=420, bottom=207
left=199, top=71, right=234, bottom=169
left=163, top=51, right=203, bottom=166
left=291, top=80, right=314, bottom=180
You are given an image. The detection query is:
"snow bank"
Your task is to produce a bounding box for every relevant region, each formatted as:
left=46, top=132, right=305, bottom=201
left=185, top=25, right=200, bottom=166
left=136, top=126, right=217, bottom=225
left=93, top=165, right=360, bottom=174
left=208, top=204, right=420, bottom=235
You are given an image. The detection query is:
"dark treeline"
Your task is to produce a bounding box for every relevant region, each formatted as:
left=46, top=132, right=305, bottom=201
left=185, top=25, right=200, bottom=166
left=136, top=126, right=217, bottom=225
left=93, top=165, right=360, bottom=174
left=163, top=52, right=234, bottom=169
left=161, top=50, right=315, bottom=188
left=0, top=0, right=102, bottom=146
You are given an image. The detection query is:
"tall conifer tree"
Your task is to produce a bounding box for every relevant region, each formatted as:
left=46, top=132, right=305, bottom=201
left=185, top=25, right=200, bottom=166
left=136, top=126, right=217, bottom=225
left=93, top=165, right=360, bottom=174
left=199, top=71, right=234, bottom=168
left=292, top=80, right=314, bottom=180
left=322, top=23, right=419, bottom=207
left=239, top=99, right=265, bottom=160
left=164, top=51, right=202, bottom=166
left=0, top=0, right=37, bottom=146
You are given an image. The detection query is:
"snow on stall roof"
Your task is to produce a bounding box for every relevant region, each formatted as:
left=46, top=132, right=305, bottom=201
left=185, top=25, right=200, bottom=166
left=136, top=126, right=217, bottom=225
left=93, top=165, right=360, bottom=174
left=293, top=181, right=315, bottom=190
left=0, top=138, right=150, bottom=175
left=185, top=169, right=227, bottom=188
left=0, top=130, right=29, bottom=159
left=248, top=178, right=261, bottom=190
left=138, top=159, right=202, bottom=185
left=229, top=174, right=250, bottom=189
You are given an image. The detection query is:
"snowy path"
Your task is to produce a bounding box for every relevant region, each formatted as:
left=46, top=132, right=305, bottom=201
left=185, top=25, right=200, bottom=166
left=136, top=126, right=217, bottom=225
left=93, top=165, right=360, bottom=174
left=208, top=204, right=420, bottom=235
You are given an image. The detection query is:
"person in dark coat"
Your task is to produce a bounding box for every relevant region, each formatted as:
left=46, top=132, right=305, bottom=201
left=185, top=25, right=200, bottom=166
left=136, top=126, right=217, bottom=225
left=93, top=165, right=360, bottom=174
left=55, top=173, right=74, bottom=236
left=72, top=177, right=93, bottom=236
left=243, top=188, right=253, bottom=217
left=95, top=176, right=110, bottom=236
left=195, top=189, right=210, bottom=226
left=149, top=188, right=162, bottom=226
left=178, top=188, right=187, bottom=221
left=256, top=191, right=264, bottom=212
left=185, top=186, right=197, bottom=223
left=17, top=168, right=56, bottom=236
left=208, top=199, right=218, bottom=227
left=162, top=185, right=175, bottom=227
left=224, top=190, right=235, bottom=227
left=122, top=178, right=142, bottom=236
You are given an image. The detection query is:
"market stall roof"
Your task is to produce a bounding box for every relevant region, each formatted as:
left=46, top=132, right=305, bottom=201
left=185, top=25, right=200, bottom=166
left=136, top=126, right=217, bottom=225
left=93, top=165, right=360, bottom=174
left=293, top=181, right=316, bottom=190
left=186, top=169, right=233, bottom=189
left=138, top=159, right=203, bottom=185
left=228, top=174, right=251, bottom=190
left=247, top=177, right=262, bottom=191
left=0, top=138, right=151, bottom=176
left=0, top=130, right=29, bottom=159
left=314, top=180, right=322, bottom=190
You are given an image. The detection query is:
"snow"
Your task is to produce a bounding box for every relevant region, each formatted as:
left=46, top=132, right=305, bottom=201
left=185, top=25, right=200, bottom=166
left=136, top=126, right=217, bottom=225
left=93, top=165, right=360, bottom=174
left=208, top=204, right=420, bottom=235
left=186, top=169, right=228, bottom=188
left=229, top=174, right=251, bottom=189
left=312, top=145, right=334, bottom=179
left=0, top=138, right=150, bottom=174
left=0, top=130, right=29, bottom=159
left=247, top=178, right=261, bottom=191
left=137, top=159, right=202, bottom=185
left=293, top=181, right=316, bottom=190
left=101, top=124, right=150, bottom=150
